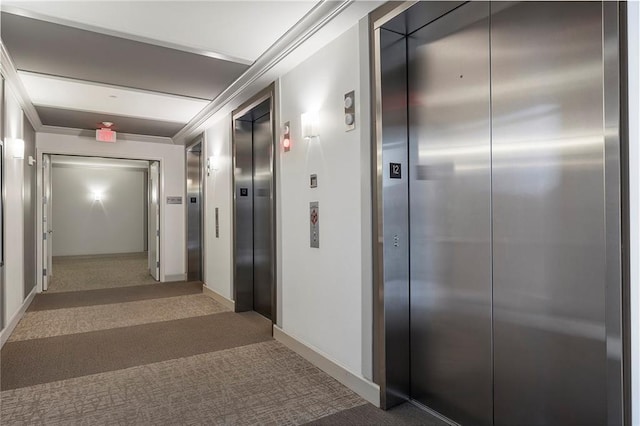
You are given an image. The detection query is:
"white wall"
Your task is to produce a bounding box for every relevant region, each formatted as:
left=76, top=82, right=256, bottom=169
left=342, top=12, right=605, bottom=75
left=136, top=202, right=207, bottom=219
left=3, top=86, right=25, bottom=326
left=199, top=19, right=373, bottom=382
left=51, top=165, right=146, bottom=256
left=628, top=1, right=639, bottom=423
left=36, top=133, right=186, bottom=282
left=278, top=22, right=372, bottom=379
left=203, top=119, right=233, bottom=299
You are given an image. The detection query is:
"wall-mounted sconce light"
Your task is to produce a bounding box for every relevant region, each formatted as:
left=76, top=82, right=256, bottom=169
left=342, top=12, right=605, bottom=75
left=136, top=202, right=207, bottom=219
left=93, top=192, right=102, bottom=202
left=301, top=111, right=319, bottom=140
left=12, top=138, right=25, bottom=159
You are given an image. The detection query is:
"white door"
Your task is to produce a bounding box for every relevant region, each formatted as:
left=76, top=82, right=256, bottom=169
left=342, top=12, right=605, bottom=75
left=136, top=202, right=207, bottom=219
left=42, top=154, right=53, bottom=290
left=148, top=161, right=160, bottom=281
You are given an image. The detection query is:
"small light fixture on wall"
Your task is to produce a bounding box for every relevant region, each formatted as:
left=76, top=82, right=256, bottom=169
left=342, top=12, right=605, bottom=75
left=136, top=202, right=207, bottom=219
left=12, top=138, right=25, bottom=159
left=301, top=111, right=319, bottom=140
left=93, top=192, right=102, bottom=202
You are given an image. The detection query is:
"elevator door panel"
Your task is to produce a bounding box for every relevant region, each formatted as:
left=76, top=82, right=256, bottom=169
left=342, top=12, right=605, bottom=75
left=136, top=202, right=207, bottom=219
left=491, top=3, right=606, bottom=425
left=252, top=113, right=273, bottom=319
left=235, top=120, right=254, bottom=312
left=408, top=3, right=492, bottom=425
left=187, top=144, right=202, bottom=282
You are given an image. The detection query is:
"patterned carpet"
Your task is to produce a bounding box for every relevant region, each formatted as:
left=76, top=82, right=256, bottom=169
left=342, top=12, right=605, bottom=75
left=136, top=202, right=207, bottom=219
left=1, top=255, right=445, bottom=425
left=48, top=252, right=157, bottom=292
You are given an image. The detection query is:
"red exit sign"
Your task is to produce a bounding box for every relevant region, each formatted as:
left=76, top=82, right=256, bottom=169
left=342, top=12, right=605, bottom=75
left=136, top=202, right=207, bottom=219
left=96, top=128, right=117, bottom=143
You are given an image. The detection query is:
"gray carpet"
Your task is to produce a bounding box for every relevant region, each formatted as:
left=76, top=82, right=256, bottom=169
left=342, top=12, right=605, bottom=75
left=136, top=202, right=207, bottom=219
left=30, top=280, right=202, bottom=311
left=2, top=254, right=444, bottom=424
left=48, top=252, right=157, bottom=292
left=2, top=311, right=272, bottom=390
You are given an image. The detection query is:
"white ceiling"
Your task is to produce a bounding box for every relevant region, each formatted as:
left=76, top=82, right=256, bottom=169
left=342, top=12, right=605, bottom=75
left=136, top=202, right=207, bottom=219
left=3, top=1, right=318, bottom=63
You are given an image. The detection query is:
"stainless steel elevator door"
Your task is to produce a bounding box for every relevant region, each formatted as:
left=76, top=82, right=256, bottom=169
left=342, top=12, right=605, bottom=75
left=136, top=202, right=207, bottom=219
left=233, top=97, right=274, bottom=320
left=252, top=112, right=273, bottom=319
left=491, top=3, right=607, bottom=425
left=408, top=3, right=492, bottom=425
left=235, top=120, right=255, bottom=311
left=187, top=143, right=202, bottom=282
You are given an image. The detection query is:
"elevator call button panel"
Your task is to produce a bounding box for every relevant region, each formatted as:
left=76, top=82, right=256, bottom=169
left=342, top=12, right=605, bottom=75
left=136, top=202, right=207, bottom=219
left=310, top=201, right=319, bottom=248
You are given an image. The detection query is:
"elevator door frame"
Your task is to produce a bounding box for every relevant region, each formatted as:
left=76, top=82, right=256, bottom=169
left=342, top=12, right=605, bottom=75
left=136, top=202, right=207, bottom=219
left=231, top=84, right=277, bottom=324
left=185, top=137, right=204, bottom=282
left=370, top=1, right=629, bottom=424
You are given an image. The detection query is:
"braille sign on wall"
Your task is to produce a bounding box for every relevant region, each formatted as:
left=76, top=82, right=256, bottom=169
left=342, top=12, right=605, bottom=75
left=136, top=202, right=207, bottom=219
left=166, top=196, right=183, bottom=204
left=190, top=197, right=197, bottom=203
left=390, top=162, right=402, bottom=179
left=240, top=188, right=248, bottom=197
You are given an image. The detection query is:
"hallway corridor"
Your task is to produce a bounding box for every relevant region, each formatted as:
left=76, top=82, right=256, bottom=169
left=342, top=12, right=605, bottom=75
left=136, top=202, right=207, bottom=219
left=0, top=278, right=443, bottom=425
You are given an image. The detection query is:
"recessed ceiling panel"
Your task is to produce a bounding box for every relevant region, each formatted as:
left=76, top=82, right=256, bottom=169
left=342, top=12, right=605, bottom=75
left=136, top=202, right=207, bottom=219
left=20, top=72, right=208, bottom=123
left=2, top=1, right=317, bottom=62
left=36, top=106, right=185, bottom=137
left=1, top=12, right=249, bottom=100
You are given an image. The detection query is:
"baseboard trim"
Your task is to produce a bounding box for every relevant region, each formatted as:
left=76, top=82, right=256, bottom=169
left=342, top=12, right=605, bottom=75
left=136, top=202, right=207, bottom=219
left=164, top=273, right=187, bottom=282
left=273, top=326, right=380, bottom=407
left=1, top=287, right=37, bottom=348
left=202, top=285, right=235, bottom=310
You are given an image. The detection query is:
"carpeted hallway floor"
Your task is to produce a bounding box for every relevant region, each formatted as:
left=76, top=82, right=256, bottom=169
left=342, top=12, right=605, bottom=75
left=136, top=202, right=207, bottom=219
left=1, top=255, right=446, bottom=425
left=48, top=252, right=157, bottom=293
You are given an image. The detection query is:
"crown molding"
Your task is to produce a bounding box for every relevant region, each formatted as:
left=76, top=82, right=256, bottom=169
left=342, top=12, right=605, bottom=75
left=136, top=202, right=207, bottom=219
left=0, top=41, right=43, bottom=130
left=172, top=0, right=355, bottom=145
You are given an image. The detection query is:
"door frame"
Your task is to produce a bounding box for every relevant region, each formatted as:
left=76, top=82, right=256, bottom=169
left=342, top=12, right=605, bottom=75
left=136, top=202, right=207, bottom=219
left=185, top=136, right=204, bottom=282
left=230, top=83, right=277, bottom=324
left=36, top=152, right=164, bottom=292
left=369, top=1, right=630, bottom=423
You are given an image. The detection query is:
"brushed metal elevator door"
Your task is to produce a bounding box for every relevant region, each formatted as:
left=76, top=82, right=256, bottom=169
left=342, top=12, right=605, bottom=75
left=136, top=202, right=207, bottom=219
left=235, top=120, right=254, bottom=311
left=187, top=143, right=202, bottom=282
left=408, top=3, right=492, bottom=425
left=233, top=100, right=273, bottom=320
left=491, top=3, right=607, bottom=425
left=252, top=112, right=273, bottom=320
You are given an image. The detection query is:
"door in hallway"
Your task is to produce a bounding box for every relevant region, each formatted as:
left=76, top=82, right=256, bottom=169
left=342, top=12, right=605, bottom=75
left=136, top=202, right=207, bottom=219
left=186, top=140, right=202, bottom=282
left=148, top=161, right=160, bottom=281
left=233, top=95, right=274, bottom=321
left=42, top=153, right=53, bottom=291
